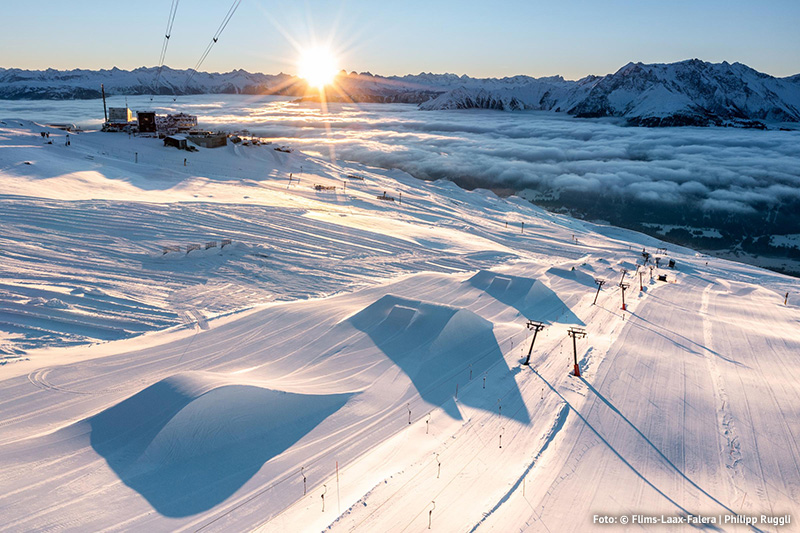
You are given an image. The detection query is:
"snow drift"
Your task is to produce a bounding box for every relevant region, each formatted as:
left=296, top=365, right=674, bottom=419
left=90, top=372, right=352, bottom=516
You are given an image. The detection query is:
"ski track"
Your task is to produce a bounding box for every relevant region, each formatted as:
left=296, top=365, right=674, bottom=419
left=0, top=120, right=799, bottom=532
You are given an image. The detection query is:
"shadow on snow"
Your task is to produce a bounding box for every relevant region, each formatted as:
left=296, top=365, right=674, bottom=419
left=90, top=373, right=351, bottom=517
left=467, top=270, right=585, bottom=326
left=349, top=294, right=530, bottom=424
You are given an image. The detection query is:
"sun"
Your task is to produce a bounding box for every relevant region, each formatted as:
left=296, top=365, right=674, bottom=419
left=298, top=47, right=339, bottom=89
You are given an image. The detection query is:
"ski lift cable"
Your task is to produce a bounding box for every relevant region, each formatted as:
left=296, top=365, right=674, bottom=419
left=165, top=3, right=179, bottom=55
left=187, top=0, right=240, bottom=79
left=152, top=0, right=180, bottom=95
left=158, top=0, right=180, bottom=67
left=184, top=0, right=242, bottom=90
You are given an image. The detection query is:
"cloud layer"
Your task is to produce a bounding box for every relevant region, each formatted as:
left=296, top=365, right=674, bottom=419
left=193, top=97, right=800, bottom=217
left=3, top=94, right=799, bottom=218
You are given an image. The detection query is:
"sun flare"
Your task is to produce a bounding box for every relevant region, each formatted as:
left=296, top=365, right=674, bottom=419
left=298, top=47, right=339, bottom=89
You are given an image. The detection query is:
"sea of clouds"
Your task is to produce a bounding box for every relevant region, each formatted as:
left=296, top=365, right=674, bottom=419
left=2, top=94, right=799, bottom=216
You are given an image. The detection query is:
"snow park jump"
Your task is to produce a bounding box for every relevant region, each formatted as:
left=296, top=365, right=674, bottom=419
left=2, top=3, right=800, bottom=531
left=2, top=113, right=798, bottom=532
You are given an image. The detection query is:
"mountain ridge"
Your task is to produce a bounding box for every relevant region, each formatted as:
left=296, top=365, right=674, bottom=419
left=2, top=60, right=799, bottom=127
left=419, top=59, right=800, bottom=127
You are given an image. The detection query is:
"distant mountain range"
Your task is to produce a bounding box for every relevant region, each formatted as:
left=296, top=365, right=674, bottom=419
left=0, top=66, right=306, bottom=99
left=2, top=60, right=799, bottom=127
left=417, top=60, right=800, bottom=127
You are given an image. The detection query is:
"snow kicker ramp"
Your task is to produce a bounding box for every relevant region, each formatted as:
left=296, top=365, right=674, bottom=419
left=90, top=372, right=352, bottom=517
left=348, top=294, right=529, bottom=423
left=467, top=270, right=584, bottom=325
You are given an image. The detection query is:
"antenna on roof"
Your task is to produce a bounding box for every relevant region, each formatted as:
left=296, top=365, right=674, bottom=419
left=101, top=84, right=107, bottom=122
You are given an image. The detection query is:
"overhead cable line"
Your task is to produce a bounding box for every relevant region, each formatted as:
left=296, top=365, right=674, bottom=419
left=151, top=0, right=181, bottom=98
left=183, top=0, right=242, bottom=91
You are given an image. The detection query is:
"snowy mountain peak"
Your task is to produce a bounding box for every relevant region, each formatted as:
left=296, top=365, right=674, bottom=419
left=2, top=60, right=799, bottom=127
left=421, top=59, right=800, bottom=127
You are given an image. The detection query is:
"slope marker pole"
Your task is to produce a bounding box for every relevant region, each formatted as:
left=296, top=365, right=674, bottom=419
left=336, top=461, right=341, bottom=515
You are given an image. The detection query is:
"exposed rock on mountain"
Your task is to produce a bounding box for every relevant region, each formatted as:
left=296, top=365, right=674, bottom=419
left=421, top=60, right=800, bottom=127
left=2, top=60, right=798, bottom=127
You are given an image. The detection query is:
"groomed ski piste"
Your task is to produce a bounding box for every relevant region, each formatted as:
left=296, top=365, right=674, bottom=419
left=0, top=119, right=798, bottom=532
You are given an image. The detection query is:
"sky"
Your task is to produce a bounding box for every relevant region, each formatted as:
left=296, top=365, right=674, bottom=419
left=1, top=0, right=799, bottom=79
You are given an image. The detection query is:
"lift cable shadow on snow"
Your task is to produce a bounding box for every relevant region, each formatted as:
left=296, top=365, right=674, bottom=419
left=529, top=368, right=761, bottom=532
left=579, top=378, right=754, bottom=523
left=626, top=308, right=747, bottom=367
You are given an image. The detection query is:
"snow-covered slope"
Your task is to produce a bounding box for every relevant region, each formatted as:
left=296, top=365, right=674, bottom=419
left=0, top=120, right=799, bottom=532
